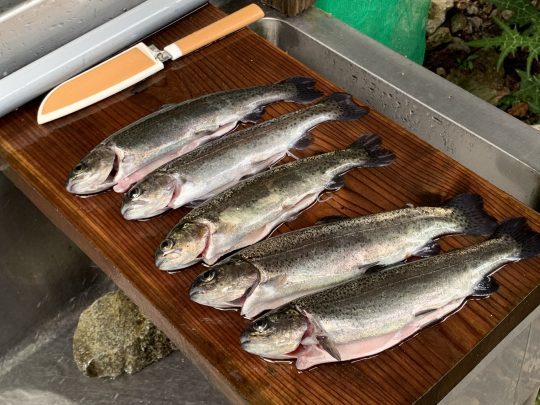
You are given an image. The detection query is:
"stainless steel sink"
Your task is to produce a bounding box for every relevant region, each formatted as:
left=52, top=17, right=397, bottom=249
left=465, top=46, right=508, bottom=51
left=0, top=1, right=538, bottom=404
left=230, top=1, right=540, bottom=210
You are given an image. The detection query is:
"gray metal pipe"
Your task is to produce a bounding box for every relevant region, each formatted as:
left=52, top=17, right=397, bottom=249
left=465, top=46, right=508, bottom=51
left=0, top=0, right=207, bottom=118
left=0, top=0, right=147, bottom=77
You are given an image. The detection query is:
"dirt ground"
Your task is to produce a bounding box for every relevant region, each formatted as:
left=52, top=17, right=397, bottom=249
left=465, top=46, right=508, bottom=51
left=424, top=0, right=540, bottom=124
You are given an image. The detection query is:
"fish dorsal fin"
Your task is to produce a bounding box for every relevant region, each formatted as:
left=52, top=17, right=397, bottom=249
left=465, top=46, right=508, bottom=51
left=363, top=263, right=385, bottom=274
left=472, top=276, right=499, bottom=297
left=298, top=307, right=341, bottom=361
left=413, top=240, right=441, bottom=258
left=315, top=215, right=347, bottom=225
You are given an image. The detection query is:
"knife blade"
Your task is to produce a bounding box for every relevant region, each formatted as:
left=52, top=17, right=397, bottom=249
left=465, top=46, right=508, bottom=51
left=37, top=3, right=264, bottom=124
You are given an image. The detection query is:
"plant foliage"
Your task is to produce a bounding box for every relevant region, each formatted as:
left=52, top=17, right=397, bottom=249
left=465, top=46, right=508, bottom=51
left=468, top=0, right=540, bottom=114
left=469, top=17, right=540, bottom=73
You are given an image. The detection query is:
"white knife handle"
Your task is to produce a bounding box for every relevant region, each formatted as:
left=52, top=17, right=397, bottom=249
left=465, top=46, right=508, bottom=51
left=163, top=4, right=264, bottom=60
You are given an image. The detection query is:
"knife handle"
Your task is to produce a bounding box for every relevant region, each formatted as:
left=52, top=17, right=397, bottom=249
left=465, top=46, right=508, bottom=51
left=163, top=4, right=264, bottom=60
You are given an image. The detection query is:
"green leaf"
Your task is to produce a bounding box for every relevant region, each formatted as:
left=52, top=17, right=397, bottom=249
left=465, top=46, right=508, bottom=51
left=468, top=18, right=526, bottom=71
left=514, top=70, right=540, bottom=113
left=486, top=0, right=540, bottom=26
left=468, top=17, right=540, bottom=75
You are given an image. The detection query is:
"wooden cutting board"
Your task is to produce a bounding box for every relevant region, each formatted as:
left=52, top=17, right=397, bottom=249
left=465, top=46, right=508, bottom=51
left=0, top=5, right=538, bottom=404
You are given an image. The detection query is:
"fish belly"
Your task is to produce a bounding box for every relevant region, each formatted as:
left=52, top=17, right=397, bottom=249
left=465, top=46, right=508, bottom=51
left=295, top=298, right=464, bottom=370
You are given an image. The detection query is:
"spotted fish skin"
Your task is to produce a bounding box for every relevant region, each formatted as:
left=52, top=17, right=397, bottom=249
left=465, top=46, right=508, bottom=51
left=155, top=134, right=395, bottom=271
left=189, top=194, right=496, bottom=318
left=120, top=93, right=367, bottom=220
left=240, top=218, right=540, bottom=370
left=66, top=77, right=322, bottom=195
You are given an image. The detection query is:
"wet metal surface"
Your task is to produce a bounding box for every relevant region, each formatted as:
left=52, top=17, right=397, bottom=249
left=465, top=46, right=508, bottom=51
left=0, top=0, right=145, bottom=77
left=0, top=276, right=226, bottom=405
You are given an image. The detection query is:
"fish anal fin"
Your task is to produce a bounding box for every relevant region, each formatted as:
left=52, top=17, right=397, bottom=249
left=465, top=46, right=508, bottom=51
left=472, top=276, right=499, bottom=297
left=413, top=240, right=441, bottom=258
left=326, top=175, right=345, bottom=191
left=414, top=308, right=438, bottom=317
left=242, top=107, right=265, bottom=123
left=291, top=132, right=312, bottom=150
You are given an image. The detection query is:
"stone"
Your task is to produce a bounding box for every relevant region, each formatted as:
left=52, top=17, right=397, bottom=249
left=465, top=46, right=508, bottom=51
left=73, top=290, right=176, bottom=378
left=427, top=27, right=453, bottom=50
left=446, top=48, right=511, bottom=105
left=451, top=13, right=468, bottom=33
left=456, top=0, right=468, bottom=11
left=469, top=16, right=484, bottom=31
left=508, top=102, right=529, bottom=118
left=448, top=37, right=471, bottom=53
left=427, top=0, right=455, bottom=34
left=500, top=9, right=513, bottom=20
left=436, top=67, right=447, bottom=76
left=466, top=4, right=479, bottom=15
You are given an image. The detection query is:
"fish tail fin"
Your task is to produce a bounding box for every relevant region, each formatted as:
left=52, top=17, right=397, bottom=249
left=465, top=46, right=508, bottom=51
left=445, top=193, right=497, bottom=236
left=494, top=218, right=540, bottom=259
left=346, top=134, right=395, bottom=167
left=321, top=93, right=368, bottom=121
left=281, top=76, right=323, bottom=104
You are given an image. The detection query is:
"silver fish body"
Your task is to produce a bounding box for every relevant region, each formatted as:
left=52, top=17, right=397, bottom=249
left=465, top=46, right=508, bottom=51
left=121, top=93, right=366, bottom=220
left=240, top=218, right=540, bottom=369
left=190, top=194, right=496, bottom=318
left=66, top=77, right=322, bottom=195
left=155, top=134, right=395, bottom=271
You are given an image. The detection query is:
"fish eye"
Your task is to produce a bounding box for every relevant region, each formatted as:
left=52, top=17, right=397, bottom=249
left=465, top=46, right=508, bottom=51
left=73, top=163, right=84, bottom=173
left=160, top=239, right=174, bottom=252
left=128, top=187, right=142, bottom=199
left=252, top=319, right=268, bottom=333
left=201, top=269, right=215, bottom=283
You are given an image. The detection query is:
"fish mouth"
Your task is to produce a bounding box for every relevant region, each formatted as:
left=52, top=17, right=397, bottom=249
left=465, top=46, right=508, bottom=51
left=121, top=203, right=169, bottom=221
left=189, top=288, right=204, bottom=300
left=66, top=146, right=122, bottom=195
left=240, top=336, right=250, bottom=346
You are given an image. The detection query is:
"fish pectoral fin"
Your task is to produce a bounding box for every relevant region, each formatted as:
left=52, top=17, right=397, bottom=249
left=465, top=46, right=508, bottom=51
left=325, top=175, right=345, bottom=191
left=291, top=132, right=313, bottom=150
left=472, top=276, right=499, bottom=297
left=315, top=215, right=347, bottom=225
left=316, top=335, right=341, bottom=361
left=413, top=240, right=441, bottom=258
left=299, top=308, right=341, bottom=361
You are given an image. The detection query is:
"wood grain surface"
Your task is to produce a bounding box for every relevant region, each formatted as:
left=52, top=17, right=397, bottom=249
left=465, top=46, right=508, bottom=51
left=0, top=5, right=539, bottom=404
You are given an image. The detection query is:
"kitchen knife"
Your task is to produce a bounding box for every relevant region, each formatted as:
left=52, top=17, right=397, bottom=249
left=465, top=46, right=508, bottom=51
left=37, top=4, right=264, bottom=124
